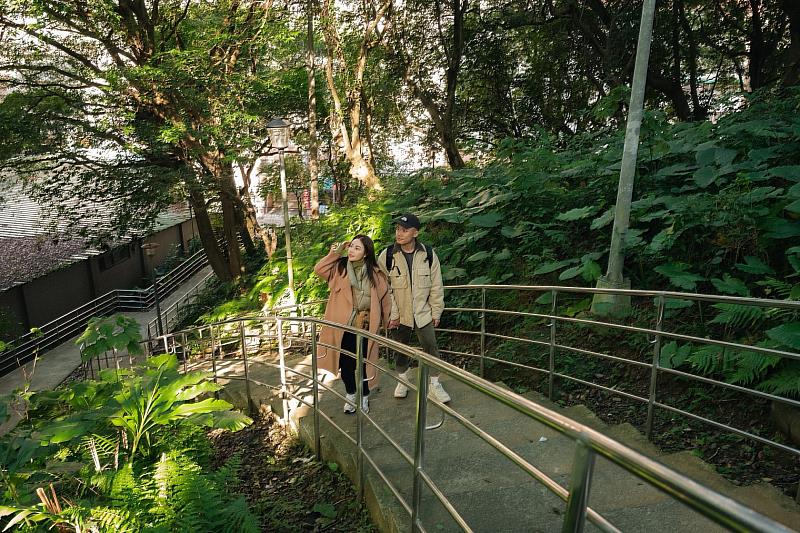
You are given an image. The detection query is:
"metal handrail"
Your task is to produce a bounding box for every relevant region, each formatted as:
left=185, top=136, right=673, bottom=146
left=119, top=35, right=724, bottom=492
left=145, top=272, right=214, bottom=337
left=0, top=248, right=210, bottom=376
left=437, top=284, right=800, bottom=466
left=138, top=314, right=793, bottom=533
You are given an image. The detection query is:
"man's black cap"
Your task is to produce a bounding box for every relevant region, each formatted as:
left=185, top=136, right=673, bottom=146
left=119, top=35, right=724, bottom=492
left=392, top=213, right=421, bottom=230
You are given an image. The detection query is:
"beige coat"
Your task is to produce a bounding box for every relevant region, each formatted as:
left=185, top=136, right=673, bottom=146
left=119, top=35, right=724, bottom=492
left=314, top=250, right=391, bottom=385
left=377, top=242, right=444, bottom=328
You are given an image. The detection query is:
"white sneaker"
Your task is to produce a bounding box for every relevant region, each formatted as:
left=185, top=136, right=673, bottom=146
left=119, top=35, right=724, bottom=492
left=394, top=372, right=409, bottom=398
left=344, top=393, right=356, bottom=414
left=429, top=378, right=451, bottom=404
left=361, top=395, right=369, bottom=414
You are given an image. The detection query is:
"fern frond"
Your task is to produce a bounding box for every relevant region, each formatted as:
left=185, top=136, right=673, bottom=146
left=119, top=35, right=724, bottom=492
left=88, top=506, right=138, bottom=532
left=726, top=349, right=782, bottom=385
left=709, top=304, right=766, bottom=329
left=688, top=344, right=723, bottom=374
left=755, top=360, right=800, bottom=398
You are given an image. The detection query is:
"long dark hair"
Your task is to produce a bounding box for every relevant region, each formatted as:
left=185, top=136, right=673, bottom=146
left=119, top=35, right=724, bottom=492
left=336, top=234, right=380, bottom=287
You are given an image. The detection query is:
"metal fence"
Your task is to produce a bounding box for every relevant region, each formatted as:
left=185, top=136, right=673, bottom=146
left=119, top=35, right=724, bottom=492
left=132, top=314, right=792, bottom=533
left=0, top=248, right=210, bottom=377
left=437, top=285, right=800, bottom=471
left=145, top=271, right=215, bottom=338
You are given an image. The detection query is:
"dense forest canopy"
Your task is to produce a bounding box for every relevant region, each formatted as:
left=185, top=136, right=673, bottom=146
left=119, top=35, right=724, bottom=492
left=0, top=0, right=798, bottom=281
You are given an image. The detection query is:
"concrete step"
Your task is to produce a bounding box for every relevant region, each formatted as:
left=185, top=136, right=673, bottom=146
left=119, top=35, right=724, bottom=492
left=203, top=353, right=799, bottom=531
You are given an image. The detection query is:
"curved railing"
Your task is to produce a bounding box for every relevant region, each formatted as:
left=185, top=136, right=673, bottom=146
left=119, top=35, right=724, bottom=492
left=0, top=247, right=210, bottom=377
left=438, top=285, right=800, bottom=466
left=119, top=313, right=792, bottom=533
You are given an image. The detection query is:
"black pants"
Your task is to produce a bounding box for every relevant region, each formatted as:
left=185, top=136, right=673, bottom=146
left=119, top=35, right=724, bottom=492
left=340, top=332, right=370, bottom=396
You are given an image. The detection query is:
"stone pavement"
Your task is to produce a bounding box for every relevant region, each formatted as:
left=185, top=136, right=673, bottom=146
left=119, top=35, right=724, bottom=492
left=205, top=349, right=800, bottom=533
left=0, top=265, right=212, bottom=424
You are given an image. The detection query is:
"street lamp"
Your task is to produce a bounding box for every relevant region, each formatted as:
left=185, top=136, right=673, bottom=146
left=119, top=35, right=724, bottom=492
left=141, top=242, right=164, bottom=337
left=267, top=118, right=296, bottom=306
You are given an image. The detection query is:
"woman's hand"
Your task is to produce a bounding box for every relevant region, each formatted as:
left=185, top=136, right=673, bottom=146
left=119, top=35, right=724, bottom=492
left=331, top=241, right=349, bottom=255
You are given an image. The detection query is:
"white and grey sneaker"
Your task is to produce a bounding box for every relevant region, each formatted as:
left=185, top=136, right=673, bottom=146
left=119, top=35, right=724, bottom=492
left=361, top=395, right=370, bottom=414
left=344, top=393, right=356, bottom=414
left=394, top=371, right=409, bottom=398
left=429, top=377, right=451, bottom=404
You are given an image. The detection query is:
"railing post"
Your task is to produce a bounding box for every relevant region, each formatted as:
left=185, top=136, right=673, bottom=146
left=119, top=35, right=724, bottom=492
left=356, top=331, right=365, bottom=503
left=548, top=289, right=558, bottom=401
left=210, top=325, right=219, bottom=399
left=646, top=294, right=666, bottom=440
left=411, top=362, right=430, bottom=532
left=311, top=322, right=322, bottom=460
left=562, top=436, right=596, bottom=533
left=181, top=332, right=188, bottom=373
left=277, top=318, right=290, bottom=425
left=480, top=287, right=486, bottom=378
left=239, top=320, right=253, bottom=415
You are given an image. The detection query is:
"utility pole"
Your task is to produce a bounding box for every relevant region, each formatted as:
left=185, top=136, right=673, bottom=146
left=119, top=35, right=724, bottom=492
left=592, top=0, right=658, bottom=317
left=307, top=0, right=320, bottom=219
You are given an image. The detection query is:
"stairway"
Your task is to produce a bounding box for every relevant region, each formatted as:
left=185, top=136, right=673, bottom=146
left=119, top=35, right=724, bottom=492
left=201, top=349, right=800, bottom=532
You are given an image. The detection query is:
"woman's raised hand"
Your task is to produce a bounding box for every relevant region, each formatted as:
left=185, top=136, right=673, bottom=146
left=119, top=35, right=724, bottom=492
left=331, top=241, right=349, bottom=255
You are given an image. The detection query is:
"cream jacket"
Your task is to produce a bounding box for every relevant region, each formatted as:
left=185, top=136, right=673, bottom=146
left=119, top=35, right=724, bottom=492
left=377, top=241, right=444, bottom=328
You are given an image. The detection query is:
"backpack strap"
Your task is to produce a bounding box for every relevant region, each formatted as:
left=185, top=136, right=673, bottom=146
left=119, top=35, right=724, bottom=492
left=384, top=243, right=434, bottom=271
left=383, top=244, right=394, bottom=271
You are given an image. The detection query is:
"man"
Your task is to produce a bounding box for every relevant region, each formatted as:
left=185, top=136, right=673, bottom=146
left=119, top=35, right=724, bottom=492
left=378, top=213, right=450, bottom=403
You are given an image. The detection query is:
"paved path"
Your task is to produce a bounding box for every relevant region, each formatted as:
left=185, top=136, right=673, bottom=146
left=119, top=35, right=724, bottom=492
left=208, top=349, right=800, bottom=532
left=0, top=266, right=212, bottom=397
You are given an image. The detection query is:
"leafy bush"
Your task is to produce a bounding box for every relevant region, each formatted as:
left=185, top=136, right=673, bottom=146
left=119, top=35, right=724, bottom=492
left=0, top=333, right=254, bottom=532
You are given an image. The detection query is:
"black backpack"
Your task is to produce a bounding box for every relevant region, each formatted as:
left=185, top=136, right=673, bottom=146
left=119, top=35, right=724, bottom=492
left=383, top=243, right=433, bottom=272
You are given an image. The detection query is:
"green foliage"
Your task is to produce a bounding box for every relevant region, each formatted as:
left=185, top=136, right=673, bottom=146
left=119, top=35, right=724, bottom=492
left=0, top=352, right=254, bottom=532
left=76, top=314, right=144, bottom=362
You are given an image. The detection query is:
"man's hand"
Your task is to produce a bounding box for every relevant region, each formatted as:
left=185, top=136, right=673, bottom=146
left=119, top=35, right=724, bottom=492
left=432, top=318, right=440, bottom=328
left=388, top=319, right=400, bottom=329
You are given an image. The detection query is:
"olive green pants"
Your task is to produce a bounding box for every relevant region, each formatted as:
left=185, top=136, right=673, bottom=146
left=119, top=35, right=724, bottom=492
left=390, top=322, right=441, bottom=373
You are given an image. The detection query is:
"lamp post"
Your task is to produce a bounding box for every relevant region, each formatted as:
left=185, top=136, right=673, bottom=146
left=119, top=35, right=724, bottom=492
left=267, top=118, right=296, bottom=306
left=141, top=242, right=164, bottom=337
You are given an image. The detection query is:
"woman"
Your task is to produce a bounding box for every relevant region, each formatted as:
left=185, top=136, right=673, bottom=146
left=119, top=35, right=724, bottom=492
left=314, top=235, right=391, bottom=414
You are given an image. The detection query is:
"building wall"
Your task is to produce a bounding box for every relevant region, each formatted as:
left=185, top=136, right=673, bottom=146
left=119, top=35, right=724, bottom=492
left=0, top=219, right=196, bottom=332
left=22, top=261, right=93, bottom=327
left=92, top=242, right=147, bottom=295
left=0, top=285, right=28, bottom=337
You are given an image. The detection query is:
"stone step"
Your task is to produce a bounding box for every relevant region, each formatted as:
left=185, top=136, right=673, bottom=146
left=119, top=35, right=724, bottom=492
left=202, top=352, right=798, bottom=531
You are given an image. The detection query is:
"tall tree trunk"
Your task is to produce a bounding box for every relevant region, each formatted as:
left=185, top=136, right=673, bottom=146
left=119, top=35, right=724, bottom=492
left=307, top=0, right=320, bottom=218
left=748, top=0, right=766, bottom=90
left=320, top=0, right=390, bottom=190
left=218, top=163, right=244, bottom=279
left=188, top=189, right=232, bottom=282
left=781, top=0, right=800, bottom=86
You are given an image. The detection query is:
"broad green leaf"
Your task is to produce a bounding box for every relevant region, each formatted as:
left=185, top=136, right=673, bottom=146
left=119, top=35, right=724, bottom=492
left=467, top=276, right=493, bottom=285
left=558, top=265, right=583, bottom=280
left=442, top=267, right=467, bottom=280
left=556, top=206, right=596, bottom=221
left=469, top=212, right=504, bottom=227
left=692, top=166, right=716, bottom=188
left=710, top=275, right=750, bottom=296
left=466, top=250, right=492, bottom=262
left=761, top=217, right=800, bottom=239
left=654, top=163, right=695, bottom=177
left=654, top=263, right=705, bottom=291
left=769, top=166, right=800, bottom=181
left=766, top=323, right=800, bottom=350
left=501, top=225, right=526, bottom=238
left=590, top=208, right=614, bottom=230
left=735, top=256, right=775, bottom=275
left=495, top=248, right=512, bottom=261
left=533, top=259, right=573, bottom=275
left=313, top=502, right=337, bottom=519
left=785, top=199, right=800, bottom=214
left=425, top=207, right=463, bottom=223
